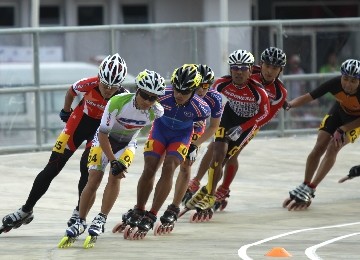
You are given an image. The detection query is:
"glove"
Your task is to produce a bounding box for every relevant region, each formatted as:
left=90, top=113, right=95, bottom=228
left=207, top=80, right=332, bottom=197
left=338, top=165, right=360, bottom=183
left=225, top=126, right=242, bottom=141
left=59, top=108, right=73, bottom=123
left=282, top=100, right=291, bottom=111
left=333, top=128, right=346, bottom=146
left=110, top=160, right=127, bottom=176
left=186, top=143, right=198, bottom=162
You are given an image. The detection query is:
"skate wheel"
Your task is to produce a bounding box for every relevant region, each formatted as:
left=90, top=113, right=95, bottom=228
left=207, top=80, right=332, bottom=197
left=83, top=235, right=97, bottom=249
left=112, top=222, right=125, bottom=233
left=153, top=222, right=162, bottom=236
left=123, top=225, right=132, bottom=240
left=58, top=236, right=76, bottom=248
left=24, top=215, right=34, bottom=225
left=129, top=227, right=139, bottom=240
left=283, top=197, right=293, bottom=208
left=220, top=200, right=228, bottom=211
left=190, top=212, right=198, bottom=223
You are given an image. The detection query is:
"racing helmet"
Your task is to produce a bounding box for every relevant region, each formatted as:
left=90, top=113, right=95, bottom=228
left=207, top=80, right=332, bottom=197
left=228, top=49, right=255, bottom=65
left=197, top=64, right=215, bottom=84
left=340, top=59, right=360, bottom=79
left=261, top=47, right=287, bottom=67
left=171, top=64, right=202, bottom=91
left=135, top=69, right=166, bottom=95
left=98, top=53, right=127, bottom=86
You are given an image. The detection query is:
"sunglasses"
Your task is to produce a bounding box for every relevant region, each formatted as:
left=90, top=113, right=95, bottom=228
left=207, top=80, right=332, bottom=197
left=199, top=83, right=211, bottom=89
left=174, top=87, right=193, bottom=95
left=102, top=83, right=119, bottom=90
left=138, top=89, right=158, bottom=102
left=230, top=65, right=250, bottom=71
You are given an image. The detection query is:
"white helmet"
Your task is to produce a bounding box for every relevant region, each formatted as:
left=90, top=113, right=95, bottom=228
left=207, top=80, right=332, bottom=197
left=341, top=59, right=360, bottom=79
left=135, top=69, right=166, bottom=95
left=228, top=49, right=255, bottom=65
left=99, top=53, right=127, bottom=86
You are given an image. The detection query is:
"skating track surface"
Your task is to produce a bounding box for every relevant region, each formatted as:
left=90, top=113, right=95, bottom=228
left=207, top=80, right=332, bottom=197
left=1, top=135, right=360, bottom=260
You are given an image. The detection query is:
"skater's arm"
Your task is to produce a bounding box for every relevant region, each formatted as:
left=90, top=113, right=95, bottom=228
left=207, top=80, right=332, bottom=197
left=193, top=117, right=221, bottom=147
left=338, top=117, right=360, bottom=132
left=287, top=93, right=314, bottom=109
left=63, top=88, right=76, bottom=112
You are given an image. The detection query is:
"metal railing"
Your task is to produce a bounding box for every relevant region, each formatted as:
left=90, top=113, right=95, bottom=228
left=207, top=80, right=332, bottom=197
left=1, top=16, right=359, bottom=154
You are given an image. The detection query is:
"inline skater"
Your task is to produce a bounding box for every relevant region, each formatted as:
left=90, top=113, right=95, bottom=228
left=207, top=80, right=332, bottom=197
left=122, top=64, right=211, bottom=240
left=283, top=59, right=360, bottom=210
left=59, top=69, right=165, bottom=248
left=1, top=54, right=128, bottom=234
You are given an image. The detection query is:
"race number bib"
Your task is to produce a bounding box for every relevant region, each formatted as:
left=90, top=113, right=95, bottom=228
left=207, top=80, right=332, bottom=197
left=52, top=133, right=70, bottom=153
left=88, top=147, right=102, bottom=167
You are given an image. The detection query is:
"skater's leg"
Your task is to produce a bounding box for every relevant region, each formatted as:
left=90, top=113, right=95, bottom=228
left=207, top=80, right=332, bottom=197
left=78, top=147, right=90, bottom=210
left=221, top=150, right=240, bottom=190
left=23, top=150, right=73, bottom=212
left=99, top=173, right=121, bottom=215
left=172, top=161, right=191, bottom=207
left=136, top=155, right=160, bottom=210
left=193, top=142, right=214, bottom=182
left=310, top=139, right=344, bottom=187
left=304, top=131, right=331, bottom=184
left=150, top=155, right=181, bottom=214
left=78, top=169, right=104, bottom=220
left=205, top=141, right=228, bottom=195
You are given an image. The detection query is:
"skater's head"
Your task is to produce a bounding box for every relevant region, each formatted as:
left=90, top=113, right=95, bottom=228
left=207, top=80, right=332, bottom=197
left=260, top=47, right=286, bottom=84
left=195, top=64, right=215, bottom=98
left=171, top=64, right=202, bottom=105
left=98, top=53, right=128, bottom=99
left=340, top=59, right=360, bottom=95
left=135, top=69, right=165, bottom=110
left=228, top=49, right=254, bottom=86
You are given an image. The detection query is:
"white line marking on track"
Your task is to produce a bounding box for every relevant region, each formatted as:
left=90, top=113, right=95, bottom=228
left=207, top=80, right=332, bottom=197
left=305, top=232, right=360, bottom=260
left=238, top=222, right=360, bottom=260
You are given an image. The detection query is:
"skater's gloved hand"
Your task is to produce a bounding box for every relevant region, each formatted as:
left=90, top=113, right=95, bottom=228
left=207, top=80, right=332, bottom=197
left=339, top=165, right=360, bottom=183
left=225, top=126, right=242, bottom=141
left=110, top=160, right=127, bottom=178
left=333, top=128, right=346, bottom=147
left=186, top=143, right=198, bottom=163
left=282, top=100, right=291, bottom=111
left=59, top=108, right=73, bottom=123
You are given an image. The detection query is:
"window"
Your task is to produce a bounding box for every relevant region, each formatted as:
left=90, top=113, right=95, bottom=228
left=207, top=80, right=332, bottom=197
left=78, top=6, right=103, bottom=26
left=0, top=6, right=15, bottom=27
left=40, top=6, right=60, bottom=25
left=122, top=5, right=148, bottom=24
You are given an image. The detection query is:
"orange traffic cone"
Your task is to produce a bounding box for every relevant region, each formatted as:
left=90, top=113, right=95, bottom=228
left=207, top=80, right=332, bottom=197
left=265, top=247, right=292, bottom=257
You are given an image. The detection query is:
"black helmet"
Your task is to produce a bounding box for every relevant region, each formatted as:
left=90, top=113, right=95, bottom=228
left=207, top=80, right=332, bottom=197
left=261, top=47, right=287, bottom=67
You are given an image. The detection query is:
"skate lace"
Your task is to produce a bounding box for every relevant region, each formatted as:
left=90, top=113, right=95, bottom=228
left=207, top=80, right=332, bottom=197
left=195, top=194, right=216, bottom=209
left=186, top=186, right=207, bottom=208
left=188, top=179, right=200, bottom=193
left=91, top=215, right=106, bottom=229
left=69, top=220, right=86, bottom=236
left=164, top=205, right=180, bottom=219
left=215, top=186, right=230, bottom=200
left=11, top=208, right=32, bottom=222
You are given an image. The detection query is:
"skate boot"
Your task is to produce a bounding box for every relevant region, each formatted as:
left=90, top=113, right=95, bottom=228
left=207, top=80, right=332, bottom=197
left=67, top=208, right=79, bottom=227
left=126, top=211, right=156, bottom=240
left=1, top=207, right=34, bottom=234
left=185, top=186, right=208, bottom=210
left=213, top=185, right=230, bottom=211
left=190, top=194, right=216, bottom=222
left=283, top=183, right=315, bottom=211
left=112, top=208, right=134, bottom=233
left=123, top=208, right=145, bottom=240
left=182, top=178, right=200, bottom=206
left=154, top=204, right=180, bottom=236
left=58, top=218, right=87, bottom=248
left=84, top=213, right=107, bottom=249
